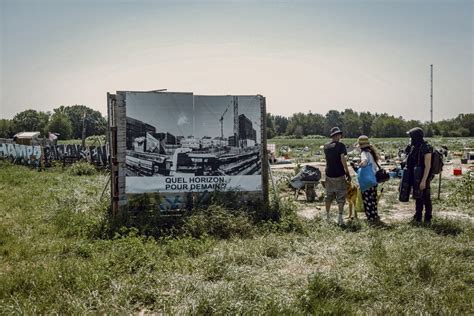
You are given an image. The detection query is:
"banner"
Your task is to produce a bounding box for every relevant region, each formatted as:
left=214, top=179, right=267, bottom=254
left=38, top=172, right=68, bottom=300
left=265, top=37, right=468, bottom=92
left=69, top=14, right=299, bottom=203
left=125, top=92, right=262, bottom=193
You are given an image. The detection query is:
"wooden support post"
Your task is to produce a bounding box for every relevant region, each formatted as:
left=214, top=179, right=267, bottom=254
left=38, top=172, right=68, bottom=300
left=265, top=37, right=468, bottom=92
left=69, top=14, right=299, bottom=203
left=437, top=172, right=442, bottom=200
left=259, top=95, right=269, bottom=214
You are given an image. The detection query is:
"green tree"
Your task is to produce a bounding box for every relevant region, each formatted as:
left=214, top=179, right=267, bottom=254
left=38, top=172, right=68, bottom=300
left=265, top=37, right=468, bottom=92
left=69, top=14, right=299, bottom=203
left=12, top=109, right=50, bottom=136
left=342, top=109, right=361, bottom=138
left=286, top=112, right=313, bottom=136
left=294, top=125, right=304, bottom=139
left=305, top=112, right=326, bottom=136
left=423, top=122, right=435, bottom=137
left=372, top=114, right=406, bottom=137
left=266, top=113, right=276, bottom=139
left=54, top=105, right=106, bottom=139
left=324, top=110, right=343, bottom=135
left=47, top=113, right=73, bottom=140
left=457, top=113, right=474, bottom=136
left=0, top=119, right=14, bottom=138
left=405, top=119, right=422, bottom=131
left=274, top=115, right=289, bottom=136
left=359, top=112, right=374, bottom=136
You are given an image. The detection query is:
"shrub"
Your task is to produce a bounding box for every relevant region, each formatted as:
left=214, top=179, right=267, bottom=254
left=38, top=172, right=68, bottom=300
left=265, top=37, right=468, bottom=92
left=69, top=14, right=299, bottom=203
left=263, top=191, right=305, bottom=234
left=67, top=161, right=97, bottom=176
left=112, top=193, right=183, bottom=238
left=181, top=205, right=254, bottom=239
left=446, top=173, right=473, bottom=206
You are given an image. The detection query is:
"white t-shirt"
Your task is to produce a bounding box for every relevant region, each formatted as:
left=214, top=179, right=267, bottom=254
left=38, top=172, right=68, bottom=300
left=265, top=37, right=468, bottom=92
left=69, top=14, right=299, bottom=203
left=361, top=151, right=378, bottom=174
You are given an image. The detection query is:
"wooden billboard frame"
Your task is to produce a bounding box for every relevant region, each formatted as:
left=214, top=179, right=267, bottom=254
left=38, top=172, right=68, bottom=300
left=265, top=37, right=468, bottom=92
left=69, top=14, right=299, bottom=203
left=107, top=91, right=268, bottom=216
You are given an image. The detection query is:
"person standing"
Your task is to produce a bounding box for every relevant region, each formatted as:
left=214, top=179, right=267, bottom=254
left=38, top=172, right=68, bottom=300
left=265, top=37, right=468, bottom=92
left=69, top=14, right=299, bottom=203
left=355, top=135, right=380, bottom=221
left=406, top=127, right=433, bottom=224
left=324, top=127, right=351, bottom=225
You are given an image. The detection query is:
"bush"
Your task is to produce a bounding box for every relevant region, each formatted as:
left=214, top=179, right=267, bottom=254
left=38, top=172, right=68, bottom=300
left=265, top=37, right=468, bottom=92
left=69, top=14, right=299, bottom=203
left=181, top=205, right=254, bottom=239
left=446, top=173, right=473, bottom=207
left=67, top=161, right=97, bottom=176
left=111, top=193, right=183, bottom=238
left=263, top=191, right=305, bottom=234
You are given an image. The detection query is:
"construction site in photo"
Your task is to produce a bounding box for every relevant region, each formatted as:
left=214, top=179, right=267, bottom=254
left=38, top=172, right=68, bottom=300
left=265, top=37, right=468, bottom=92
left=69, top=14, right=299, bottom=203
left=116, top=92, right=265, bottom=194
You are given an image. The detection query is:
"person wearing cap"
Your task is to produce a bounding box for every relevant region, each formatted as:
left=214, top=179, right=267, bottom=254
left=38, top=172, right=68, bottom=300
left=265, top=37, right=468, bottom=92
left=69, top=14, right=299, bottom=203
left=406, top=127, right=433, bottom=224
left=323, top=127, right=351, bottom=225
left=355, top=135, right=381, bottom=221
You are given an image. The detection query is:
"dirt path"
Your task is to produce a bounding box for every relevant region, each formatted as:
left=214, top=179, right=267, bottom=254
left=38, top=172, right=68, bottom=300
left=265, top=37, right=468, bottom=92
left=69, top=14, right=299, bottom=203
left=297, top=201, right=473, bottom=223
left=272, top=158, right=473, bottom=223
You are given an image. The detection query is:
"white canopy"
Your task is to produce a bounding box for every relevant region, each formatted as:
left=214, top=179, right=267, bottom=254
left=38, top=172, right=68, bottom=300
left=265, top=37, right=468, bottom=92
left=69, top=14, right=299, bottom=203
left=14, top=132, right=41, bottom=139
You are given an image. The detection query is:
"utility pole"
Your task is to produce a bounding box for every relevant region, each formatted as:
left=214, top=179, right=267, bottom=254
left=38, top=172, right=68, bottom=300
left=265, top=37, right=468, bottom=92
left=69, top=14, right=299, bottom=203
left=81, top=111, right=87, bottom=147
left=430, top=64, right=433, bottom=123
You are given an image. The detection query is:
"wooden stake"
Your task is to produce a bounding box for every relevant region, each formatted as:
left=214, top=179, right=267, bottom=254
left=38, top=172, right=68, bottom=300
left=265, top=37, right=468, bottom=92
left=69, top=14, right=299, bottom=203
left=437, top=172, right=442, bottom=200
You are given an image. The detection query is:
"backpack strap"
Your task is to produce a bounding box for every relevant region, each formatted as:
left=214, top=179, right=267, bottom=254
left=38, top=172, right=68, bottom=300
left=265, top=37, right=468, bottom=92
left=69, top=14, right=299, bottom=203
left=367, top=150, right=381, bottom=170
left=374, top=159, right=382, bottom=170
left=417, top=142, right=428, bottom=166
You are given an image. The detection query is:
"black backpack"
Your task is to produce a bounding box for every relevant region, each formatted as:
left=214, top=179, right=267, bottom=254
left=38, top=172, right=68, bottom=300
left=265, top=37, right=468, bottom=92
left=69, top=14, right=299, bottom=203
left=430, top=149, right=444, bottom=175
left=417, top=144, right=443, bottom=175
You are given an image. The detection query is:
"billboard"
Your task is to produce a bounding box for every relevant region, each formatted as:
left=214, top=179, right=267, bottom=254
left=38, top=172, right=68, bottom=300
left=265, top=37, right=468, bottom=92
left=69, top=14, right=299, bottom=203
left=123, top=92, right=263, bottom=194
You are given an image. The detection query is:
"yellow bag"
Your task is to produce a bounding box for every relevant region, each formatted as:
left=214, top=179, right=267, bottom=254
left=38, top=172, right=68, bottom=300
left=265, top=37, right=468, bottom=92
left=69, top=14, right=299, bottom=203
left=355, top=189, right=364, bottom=213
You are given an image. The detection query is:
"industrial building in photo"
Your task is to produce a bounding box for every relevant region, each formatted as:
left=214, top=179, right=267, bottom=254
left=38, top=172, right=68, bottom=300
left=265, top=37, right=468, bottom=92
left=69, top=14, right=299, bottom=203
left=125, top=94, right=262, bottom=178
left=126, top=117, right=156, bottom=150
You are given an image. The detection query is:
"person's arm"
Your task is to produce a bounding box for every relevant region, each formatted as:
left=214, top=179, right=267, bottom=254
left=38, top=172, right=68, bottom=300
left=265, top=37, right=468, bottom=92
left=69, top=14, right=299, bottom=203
left=420, top=153, right=431, bottom=190
left=359, top=151, right=369, bottom=167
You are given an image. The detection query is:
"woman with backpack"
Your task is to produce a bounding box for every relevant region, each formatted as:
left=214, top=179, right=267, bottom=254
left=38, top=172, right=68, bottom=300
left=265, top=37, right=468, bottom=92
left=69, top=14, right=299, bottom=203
left=354, top=135, right=381, bottom=221
left=405, top=127, right=433, bottom=224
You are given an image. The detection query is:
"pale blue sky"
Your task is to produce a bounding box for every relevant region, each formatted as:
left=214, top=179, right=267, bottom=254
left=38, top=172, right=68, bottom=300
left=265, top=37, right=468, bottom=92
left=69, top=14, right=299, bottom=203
left=1, top=0, right=472, bottom=121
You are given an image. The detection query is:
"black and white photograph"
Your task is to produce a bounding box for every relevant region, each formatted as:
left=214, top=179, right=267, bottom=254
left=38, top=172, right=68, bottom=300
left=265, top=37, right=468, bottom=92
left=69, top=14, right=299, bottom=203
left=125, top=92, right=262, bottom=193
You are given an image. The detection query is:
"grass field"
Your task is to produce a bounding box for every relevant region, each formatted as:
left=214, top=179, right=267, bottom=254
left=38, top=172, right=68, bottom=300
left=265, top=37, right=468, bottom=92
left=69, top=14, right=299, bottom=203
left=269, top=137, right=474, bottom=158
left=0, top=160, right=473, bottom=314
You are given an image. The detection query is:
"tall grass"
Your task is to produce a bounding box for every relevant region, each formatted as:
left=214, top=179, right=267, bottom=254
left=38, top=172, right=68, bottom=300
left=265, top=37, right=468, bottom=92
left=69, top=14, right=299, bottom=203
left=0, top=161, right=472, bottom=314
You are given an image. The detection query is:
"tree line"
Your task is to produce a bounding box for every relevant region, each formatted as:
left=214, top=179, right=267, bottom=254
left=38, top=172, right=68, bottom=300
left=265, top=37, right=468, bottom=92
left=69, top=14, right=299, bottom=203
left=0, top=105, right=106, bottom=140
left=267, top=109, right=474, bottom=139
left=1, top=106, right=472, bottom=140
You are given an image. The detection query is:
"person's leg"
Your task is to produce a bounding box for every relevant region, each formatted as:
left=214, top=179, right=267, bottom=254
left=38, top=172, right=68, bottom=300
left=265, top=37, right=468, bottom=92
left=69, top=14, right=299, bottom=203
left=423, top=187, right=432, bottom=223
left=370, top=186, right=380, bottom=220
left=414, top=195, right=423, bottom=223
left=325, top=179, right=335, bottom=221
left=362, top=189, right=371, bottom=219
left=335, top=177, right=347, bottom=225
left=363, top=186, right=378, bottom=220
left=337, top=202, right=345, bottom=225
left=325, top=200, right=332, bottom=221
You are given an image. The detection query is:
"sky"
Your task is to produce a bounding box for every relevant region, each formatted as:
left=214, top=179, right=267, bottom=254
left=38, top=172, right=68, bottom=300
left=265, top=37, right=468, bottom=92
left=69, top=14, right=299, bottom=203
left=126, top=92, right=262, bottom=142
left=1, top=0, right=472, bottom=122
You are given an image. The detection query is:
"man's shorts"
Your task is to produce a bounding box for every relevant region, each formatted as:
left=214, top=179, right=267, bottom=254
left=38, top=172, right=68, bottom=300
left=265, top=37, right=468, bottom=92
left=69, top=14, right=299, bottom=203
left=325, top=175, right=347, bottom=205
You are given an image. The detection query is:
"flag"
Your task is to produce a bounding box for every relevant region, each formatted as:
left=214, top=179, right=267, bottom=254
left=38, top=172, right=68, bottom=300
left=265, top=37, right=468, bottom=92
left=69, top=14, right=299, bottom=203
left=48, top=132, right=58, bottom=141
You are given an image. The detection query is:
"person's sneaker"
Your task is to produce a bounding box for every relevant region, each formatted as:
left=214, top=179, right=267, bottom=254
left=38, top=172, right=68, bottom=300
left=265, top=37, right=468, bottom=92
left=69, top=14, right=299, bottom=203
left=338, top=214, right=344, bottom=226
left=326, top=211, right=331, bottom=222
